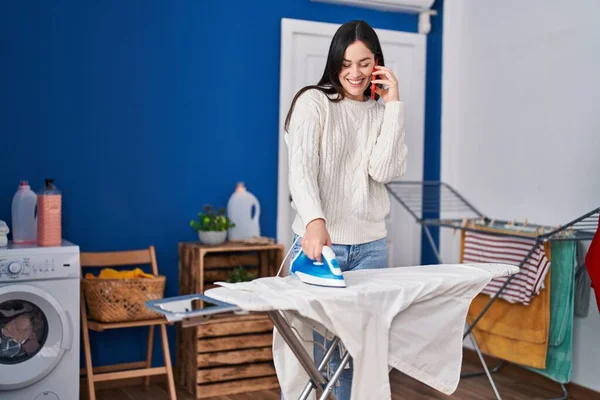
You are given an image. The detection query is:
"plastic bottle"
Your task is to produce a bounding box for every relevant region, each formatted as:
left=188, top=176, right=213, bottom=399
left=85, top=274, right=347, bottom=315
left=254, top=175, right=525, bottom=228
left=11, top=180, right=38, bottom=244
left=0, top=220, right=8, bottom=247
left=37, top=178, right=62, bottom=247
left=227, top=182, right=261, bottom=241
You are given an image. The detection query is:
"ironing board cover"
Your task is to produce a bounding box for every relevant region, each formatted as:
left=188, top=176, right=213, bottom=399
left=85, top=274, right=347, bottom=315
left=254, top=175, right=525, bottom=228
left=206, top=263, right=518, bottom=400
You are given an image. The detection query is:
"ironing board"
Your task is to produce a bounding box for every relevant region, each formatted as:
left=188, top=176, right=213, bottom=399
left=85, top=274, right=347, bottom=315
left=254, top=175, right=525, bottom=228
left=146, top=296, right=345, bottom=400
left=146, top=263, right=519, bottom=400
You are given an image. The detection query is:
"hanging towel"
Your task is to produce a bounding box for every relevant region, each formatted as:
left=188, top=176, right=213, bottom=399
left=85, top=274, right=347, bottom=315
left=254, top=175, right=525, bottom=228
left=574, top=240, right=591, bottom=318
left=466, top=272, right=551, bottom=368
left=462, top=227, right=550, bottom=305
left=525, top=240, right=576, bottom=383
left=463, top=229, right=551, bottom=369
left=584, top=214, right=600, bottom=313
left=205, top=263, right=518, bottom=400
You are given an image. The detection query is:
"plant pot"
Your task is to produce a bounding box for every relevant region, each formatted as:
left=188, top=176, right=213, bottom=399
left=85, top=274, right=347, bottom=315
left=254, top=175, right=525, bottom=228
left=198, top=230, right=227, bottom=245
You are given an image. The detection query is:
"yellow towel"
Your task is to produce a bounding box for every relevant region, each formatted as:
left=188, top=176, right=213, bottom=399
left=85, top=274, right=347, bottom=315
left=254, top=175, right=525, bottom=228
left=462, top=227, right=552, bottom=369
left=467, top=273, right=551, bottom=368
left=85, top=268, right=154, bottom=279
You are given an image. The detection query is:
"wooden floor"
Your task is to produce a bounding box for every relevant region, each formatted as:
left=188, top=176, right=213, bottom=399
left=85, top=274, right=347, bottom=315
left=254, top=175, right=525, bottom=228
left=87, top=352, right=598, bottom=400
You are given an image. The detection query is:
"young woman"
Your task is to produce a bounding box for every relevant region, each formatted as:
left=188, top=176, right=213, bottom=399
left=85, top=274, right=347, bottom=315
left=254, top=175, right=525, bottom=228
left=283, top=20, right=408, bottom=399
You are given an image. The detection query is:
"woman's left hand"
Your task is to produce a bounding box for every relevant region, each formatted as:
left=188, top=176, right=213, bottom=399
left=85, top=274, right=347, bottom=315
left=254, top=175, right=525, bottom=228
left=371, top=65, right=400, bottom=103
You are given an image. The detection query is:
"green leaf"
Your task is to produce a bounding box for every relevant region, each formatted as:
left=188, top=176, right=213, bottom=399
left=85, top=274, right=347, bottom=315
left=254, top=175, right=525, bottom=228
left=189, top=204, right=235, bottom=232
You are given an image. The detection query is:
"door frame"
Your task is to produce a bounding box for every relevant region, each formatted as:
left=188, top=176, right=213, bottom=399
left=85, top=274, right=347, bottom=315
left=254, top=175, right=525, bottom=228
left=277, top=18, right=427, bottom=260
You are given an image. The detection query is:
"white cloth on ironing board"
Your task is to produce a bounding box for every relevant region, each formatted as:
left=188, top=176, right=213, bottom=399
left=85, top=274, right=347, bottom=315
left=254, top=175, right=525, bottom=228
left=206, top=263, right=518, bottom=400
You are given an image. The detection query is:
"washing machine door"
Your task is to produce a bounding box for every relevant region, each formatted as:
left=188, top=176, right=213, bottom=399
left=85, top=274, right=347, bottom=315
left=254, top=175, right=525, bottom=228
left=0, top=284, right=72, bottom=390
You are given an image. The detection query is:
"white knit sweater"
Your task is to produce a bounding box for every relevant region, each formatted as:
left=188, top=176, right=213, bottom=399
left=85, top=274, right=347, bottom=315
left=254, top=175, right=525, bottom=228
left=285, top=88, right=408, bottom=245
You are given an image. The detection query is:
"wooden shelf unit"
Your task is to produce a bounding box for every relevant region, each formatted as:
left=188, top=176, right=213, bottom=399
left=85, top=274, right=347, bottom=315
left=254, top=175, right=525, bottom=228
left=176, top=241, right=284, bottom=399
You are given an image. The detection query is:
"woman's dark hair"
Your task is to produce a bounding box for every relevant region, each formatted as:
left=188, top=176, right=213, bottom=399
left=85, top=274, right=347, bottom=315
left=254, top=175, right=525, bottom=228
left=284, top=20, right=384, bottom=131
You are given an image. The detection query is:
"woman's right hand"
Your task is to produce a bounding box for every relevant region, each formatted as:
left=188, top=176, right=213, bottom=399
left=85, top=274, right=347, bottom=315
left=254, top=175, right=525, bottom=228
left=302, top=219, right=331, bottom=262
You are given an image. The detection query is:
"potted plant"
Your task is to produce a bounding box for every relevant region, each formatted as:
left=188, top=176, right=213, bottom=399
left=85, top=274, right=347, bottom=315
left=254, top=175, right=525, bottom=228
left=190, top=205, right=235, bottom=245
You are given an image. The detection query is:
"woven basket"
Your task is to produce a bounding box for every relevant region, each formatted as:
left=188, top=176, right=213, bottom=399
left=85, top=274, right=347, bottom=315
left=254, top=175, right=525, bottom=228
left=82, top=276, right=166, bottom=323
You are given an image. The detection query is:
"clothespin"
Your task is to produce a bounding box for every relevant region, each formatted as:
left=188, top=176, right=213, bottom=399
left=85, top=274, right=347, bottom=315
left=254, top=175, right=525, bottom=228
left=454, top=218, right=467, bottom=236
left=523, top=218, right=528, bottom=227
left=451, top=220, right=458, bottom=235
left=515, top=220, right=522, bottom=233
left=489, top=218, right=496, bottom=226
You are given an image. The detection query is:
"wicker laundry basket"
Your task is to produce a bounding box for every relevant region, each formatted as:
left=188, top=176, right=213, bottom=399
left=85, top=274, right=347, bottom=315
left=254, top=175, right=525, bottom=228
left=82, top=275, right=166, bottom=323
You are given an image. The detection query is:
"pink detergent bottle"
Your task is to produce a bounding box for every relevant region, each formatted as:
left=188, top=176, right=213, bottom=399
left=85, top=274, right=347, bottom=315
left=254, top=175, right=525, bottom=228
left=37, top=179, right=62, bottom=246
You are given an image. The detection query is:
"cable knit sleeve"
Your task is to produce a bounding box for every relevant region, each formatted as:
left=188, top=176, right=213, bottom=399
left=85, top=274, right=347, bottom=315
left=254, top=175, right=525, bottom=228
left=285, top=90, right=326, bottom=226
left=368, top=101, right=408, bottom=183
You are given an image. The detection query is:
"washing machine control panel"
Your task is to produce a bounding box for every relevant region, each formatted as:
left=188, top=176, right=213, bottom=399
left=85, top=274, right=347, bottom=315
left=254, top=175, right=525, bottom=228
left=7, top=261, right=22, bottom=274
left=0, top=253, right=80, bottom=281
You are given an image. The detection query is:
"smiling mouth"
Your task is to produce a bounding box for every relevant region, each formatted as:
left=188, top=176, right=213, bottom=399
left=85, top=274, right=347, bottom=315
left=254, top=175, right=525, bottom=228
left=347, top=78, right=365, bottom=87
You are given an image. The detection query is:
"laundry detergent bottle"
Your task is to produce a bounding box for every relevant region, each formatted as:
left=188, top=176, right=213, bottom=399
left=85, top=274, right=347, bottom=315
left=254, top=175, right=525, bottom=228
left=11, top=180, right=38, bottom=244
left=37, top=178, right=62, bottom=246
left=227, top=182, right=260, bottom=240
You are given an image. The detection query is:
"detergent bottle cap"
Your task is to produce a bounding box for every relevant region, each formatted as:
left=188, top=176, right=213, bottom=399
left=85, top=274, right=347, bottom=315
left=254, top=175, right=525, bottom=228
left=235, top=182, right=247, bottom=192
left=18, top=180, right=30, bottom=188
left=39, top=178, right=61, bottom=195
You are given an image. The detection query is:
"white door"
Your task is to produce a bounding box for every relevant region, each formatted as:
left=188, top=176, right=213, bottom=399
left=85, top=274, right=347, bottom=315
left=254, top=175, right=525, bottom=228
left=0, top=285, right=72, bottom=390
left=277, top=18, right=426, bottom=268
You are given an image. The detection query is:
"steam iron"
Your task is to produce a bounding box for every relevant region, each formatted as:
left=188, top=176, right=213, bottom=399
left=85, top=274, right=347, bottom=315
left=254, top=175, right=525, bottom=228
left=290, top=246, right=346, bottom=288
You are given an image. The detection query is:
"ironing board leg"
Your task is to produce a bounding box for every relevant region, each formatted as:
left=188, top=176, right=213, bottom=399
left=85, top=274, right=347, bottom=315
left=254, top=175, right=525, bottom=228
left=318, top=351, right=352, bottom=400
left=299, top=337, right=342, bottom=400
left=268, top=311, right=336, bottom=400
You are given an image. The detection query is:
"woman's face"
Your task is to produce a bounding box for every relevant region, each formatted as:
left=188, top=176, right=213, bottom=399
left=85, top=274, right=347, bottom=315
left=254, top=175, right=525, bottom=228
left=338, top=40, right=375, bottom=101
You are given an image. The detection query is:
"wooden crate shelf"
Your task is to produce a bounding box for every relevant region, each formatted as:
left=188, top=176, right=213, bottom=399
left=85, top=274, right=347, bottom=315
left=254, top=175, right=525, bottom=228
left=197, top=376, right=280, bottom=399
left=176, top=241, right=284, bottom=399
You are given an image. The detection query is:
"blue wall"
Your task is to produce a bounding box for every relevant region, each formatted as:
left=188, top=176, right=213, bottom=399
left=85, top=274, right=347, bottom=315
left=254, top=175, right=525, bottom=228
left=0, top=0, right=442, bottom=369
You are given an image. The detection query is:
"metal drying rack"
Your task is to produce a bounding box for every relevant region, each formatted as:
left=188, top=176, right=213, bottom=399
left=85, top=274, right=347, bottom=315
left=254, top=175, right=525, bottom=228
left=385, top=180, right=599, bottom=400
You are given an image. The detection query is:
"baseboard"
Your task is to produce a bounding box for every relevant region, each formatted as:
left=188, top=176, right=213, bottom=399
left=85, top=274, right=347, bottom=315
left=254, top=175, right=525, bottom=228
left=462, top=348, right=599, bottom=398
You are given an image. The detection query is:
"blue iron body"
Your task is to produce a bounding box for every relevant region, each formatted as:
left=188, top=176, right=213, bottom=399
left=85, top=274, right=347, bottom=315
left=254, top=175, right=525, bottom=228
left=290, top=246, right=346, bottom=288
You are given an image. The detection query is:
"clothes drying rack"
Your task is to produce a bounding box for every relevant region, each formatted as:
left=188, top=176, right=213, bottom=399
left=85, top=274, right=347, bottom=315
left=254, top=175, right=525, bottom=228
left=385, top=180, right=599, bottom=400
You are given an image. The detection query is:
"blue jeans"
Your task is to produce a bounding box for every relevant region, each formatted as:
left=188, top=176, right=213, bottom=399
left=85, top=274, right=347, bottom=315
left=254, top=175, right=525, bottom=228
left=282, top=235, right=388, bottom=400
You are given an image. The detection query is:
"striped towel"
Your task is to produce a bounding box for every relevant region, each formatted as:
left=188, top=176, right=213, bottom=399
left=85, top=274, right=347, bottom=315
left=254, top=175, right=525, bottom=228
left=462, top=230, right=550, bottom=305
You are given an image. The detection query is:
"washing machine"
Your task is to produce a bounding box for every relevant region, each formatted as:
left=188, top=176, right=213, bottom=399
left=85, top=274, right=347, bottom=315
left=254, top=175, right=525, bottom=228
left=0, top=240, right=80, bottom=400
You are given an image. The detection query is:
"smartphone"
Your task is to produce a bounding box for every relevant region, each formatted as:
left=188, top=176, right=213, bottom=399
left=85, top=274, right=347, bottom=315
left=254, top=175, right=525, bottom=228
left=371, top=60, right=378, bottom=100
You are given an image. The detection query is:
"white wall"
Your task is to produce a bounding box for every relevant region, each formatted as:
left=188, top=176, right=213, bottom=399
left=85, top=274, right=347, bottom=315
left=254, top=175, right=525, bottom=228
left=442, top=0, right=600, bottom=392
